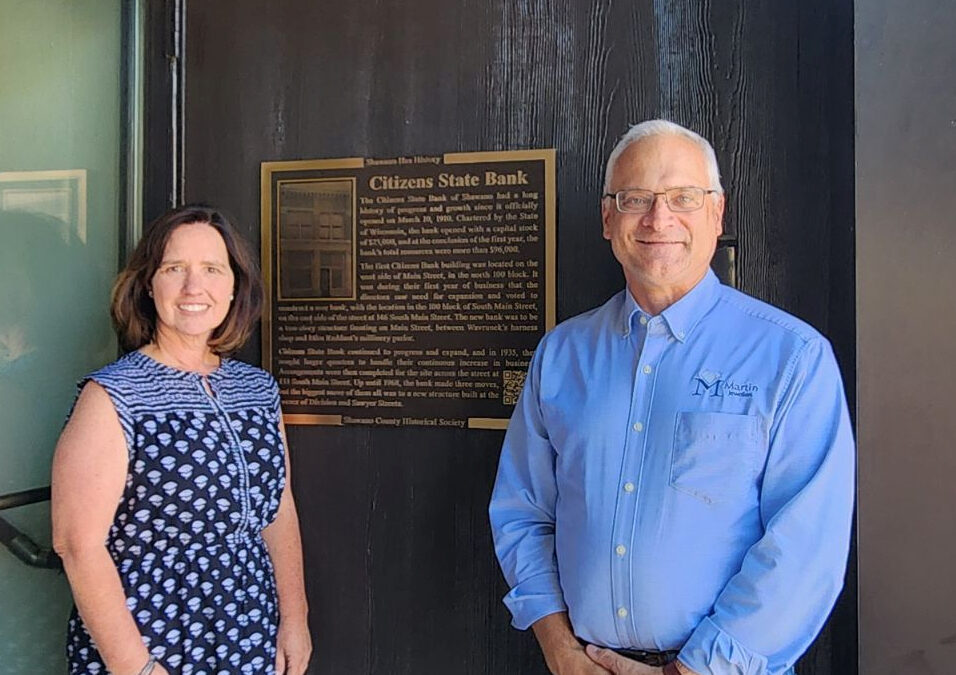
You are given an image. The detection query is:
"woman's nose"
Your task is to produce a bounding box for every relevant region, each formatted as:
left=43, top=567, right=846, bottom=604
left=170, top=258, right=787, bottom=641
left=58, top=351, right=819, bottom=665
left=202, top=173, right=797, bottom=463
left=182, top=268, right=202, bottom=292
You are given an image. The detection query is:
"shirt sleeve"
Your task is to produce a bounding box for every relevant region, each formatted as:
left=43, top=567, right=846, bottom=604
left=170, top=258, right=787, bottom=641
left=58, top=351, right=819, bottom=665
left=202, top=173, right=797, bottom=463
left=488, top=343, right=567, bottom=629
left=678, top=337, right=855, bottom=675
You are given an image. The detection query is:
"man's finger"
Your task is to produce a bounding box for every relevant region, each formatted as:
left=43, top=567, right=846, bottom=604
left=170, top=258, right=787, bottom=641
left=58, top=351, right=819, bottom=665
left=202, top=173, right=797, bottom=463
left=586, top=644, right=623, bottom=669
left=584, top=645, right=634, bottom=675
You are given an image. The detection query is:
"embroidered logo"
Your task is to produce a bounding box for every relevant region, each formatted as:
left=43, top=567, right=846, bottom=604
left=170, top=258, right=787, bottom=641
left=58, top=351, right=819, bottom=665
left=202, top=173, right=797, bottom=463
left=692, top=369, right=759, bottom=398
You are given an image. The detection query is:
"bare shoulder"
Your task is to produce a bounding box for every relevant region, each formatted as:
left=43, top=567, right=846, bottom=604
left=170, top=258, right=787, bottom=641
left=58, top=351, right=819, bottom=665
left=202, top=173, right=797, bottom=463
left=52, top=381, right=130, bottom=548
left=56, top=381, right=126, bottom=460
left=72, top=379, right=115, bottom=413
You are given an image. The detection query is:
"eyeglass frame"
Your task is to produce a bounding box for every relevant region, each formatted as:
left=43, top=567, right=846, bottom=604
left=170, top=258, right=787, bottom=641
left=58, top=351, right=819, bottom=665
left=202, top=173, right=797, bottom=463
left=603, top=186, right=721, bottom=214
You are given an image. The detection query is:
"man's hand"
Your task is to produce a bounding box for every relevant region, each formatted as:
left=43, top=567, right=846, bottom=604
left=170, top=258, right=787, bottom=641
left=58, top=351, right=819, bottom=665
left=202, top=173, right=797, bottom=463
left=531, top=613, right=611, bottom=674
left=548, top=644, right=615, bottom=675
left=584, top=644, right=663, bottom=675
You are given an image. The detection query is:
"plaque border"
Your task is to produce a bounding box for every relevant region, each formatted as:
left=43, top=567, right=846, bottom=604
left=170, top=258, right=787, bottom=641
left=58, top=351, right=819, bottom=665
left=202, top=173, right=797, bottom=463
left=260, top=150, right=557, bottom=429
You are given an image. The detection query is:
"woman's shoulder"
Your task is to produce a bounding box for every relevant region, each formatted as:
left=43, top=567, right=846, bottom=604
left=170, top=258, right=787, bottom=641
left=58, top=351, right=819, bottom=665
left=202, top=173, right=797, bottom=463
left=72, top=353, right=151, bottom=438
left=221, top=358, right=276, bottom=385
left=217, top=359, right=281, bottom=410
left=219, top=359, right=279, bottom=397
left=79, top=351, right=193, bottom=414
left=81, top=351, right=152, bottom=393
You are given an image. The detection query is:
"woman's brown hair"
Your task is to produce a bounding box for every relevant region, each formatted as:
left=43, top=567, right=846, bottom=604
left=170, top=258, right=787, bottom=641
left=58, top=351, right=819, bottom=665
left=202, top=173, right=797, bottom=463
left=111, top=205, right=263, bottom=355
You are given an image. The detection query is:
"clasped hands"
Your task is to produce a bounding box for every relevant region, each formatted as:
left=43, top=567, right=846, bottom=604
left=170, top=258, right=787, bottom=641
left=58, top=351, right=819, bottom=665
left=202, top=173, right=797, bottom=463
left=585, top=644, right=665, bottom=674
left=549, top=643, right=663, bottom=675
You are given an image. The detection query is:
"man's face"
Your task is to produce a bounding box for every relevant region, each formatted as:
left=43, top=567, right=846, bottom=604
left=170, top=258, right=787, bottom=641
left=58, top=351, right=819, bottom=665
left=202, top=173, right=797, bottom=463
left=602, top=134, right=724, bottom=303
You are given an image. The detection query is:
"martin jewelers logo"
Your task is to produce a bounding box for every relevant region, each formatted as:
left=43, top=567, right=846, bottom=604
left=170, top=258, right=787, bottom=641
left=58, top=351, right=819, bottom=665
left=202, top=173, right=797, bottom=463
left=693, top=369, right=759, bottom=398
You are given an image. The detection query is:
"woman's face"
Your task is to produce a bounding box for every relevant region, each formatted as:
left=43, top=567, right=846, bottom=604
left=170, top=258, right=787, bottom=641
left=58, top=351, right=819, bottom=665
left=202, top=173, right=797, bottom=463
left=150, top=222, right=235, bottom=343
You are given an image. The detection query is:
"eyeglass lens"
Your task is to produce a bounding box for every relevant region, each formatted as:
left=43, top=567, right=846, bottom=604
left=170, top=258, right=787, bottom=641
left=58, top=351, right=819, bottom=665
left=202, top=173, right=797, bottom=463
left=616, top=187, right=705, bottom=213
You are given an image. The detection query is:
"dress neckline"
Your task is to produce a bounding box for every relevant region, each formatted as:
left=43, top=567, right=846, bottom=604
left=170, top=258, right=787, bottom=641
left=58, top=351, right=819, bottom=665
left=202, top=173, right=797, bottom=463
left=130, top=348, right=228, bottom=380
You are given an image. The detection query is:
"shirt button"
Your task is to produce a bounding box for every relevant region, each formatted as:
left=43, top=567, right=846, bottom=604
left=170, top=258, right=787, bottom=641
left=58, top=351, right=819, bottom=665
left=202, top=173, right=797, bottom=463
left=642, top=365, right=652, bottom=375
left=639, top=316, right=648, bottom=326
left=623, top=482, right=635, bottom=493
left=615, top=544, right=627, bottom=557
left=617, top=607, right=629, bottom=618
left=677, top=331, right=686, bottom=339
left=632, top=422, right=643, bottom=432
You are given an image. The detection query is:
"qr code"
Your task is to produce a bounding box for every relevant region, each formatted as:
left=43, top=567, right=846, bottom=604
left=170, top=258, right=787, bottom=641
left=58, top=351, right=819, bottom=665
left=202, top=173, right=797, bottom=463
left=502, top=370, right=526, bottom=406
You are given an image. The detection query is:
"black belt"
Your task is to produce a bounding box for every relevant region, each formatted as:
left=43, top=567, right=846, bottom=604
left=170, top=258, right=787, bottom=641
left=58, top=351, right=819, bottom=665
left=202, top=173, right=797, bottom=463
left=579, top=639, right=679, bottom=667
left=612, top=647, right=679, bottom=667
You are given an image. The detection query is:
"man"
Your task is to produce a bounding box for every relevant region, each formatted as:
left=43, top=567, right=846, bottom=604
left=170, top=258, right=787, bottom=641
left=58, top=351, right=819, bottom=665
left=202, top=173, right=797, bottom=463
left=488, top=120, right=854, bottom=675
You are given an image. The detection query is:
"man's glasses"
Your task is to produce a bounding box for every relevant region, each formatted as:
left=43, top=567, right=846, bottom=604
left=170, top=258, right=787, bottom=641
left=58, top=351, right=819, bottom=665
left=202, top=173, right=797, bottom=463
left=603, top=187, right=719, bottom=214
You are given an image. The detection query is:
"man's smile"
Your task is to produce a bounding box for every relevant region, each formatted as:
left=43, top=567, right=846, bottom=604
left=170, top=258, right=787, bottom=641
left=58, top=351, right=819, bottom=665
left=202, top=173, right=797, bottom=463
left=635, top=238, right=684, bottom=246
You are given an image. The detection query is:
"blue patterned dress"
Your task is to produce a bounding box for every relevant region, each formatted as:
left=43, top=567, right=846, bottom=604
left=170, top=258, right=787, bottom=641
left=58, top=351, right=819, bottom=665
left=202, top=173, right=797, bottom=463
left=66, top=350, right=285, bottom=675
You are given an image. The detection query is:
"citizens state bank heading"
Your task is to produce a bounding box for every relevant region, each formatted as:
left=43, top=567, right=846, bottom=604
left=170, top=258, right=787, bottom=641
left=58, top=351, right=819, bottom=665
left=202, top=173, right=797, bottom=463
left=368, top=170, right=530, bottom=190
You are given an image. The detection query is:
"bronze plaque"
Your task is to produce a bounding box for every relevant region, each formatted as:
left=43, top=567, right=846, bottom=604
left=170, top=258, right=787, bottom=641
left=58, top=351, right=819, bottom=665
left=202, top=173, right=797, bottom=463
left=261, top=150, right=556, bottom=429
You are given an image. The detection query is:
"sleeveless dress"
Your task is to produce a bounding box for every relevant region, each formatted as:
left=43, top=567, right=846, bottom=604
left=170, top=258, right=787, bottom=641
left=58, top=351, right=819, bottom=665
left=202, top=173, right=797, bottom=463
left=66, top=350, right=285, bottom=675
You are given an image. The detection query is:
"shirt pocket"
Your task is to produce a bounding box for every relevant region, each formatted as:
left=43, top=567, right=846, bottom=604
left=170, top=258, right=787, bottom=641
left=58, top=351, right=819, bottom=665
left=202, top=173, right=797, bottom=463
left=670, top=411, right=761, bottom=505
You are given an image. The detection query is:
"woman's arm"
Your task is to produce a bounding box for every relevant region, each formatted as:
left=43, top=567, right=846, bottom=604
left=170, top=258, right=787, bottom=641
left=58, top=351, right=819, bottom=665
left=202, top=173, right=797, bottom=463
left=51, top=382, right=167, bottom=675
left=261, top=414, right=312, bottom=674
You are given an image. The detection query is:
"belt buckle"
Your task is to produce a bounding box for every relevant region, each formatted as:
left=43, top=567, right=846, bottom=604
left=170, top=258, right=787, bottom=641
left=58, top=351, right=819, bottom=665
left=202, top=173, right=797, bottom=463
left=616, top=647, right=674, bottom=667
left=641, top=651, right=670, bottom=667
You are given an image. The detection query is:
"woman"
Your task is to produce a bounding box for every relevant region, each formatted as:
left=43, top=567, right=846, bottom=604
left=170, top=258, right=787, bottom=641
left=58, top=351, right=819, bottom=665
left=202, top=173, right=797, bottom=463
left=52, top=205, right=312, bottom=675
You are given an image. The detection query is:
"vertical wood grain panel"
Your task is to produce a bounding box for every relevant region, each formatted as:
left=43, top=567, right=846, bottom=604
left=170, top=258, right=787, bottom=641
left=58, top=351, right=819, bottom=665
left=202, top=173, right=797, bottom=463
left=171, top=1, right=855, bottom=672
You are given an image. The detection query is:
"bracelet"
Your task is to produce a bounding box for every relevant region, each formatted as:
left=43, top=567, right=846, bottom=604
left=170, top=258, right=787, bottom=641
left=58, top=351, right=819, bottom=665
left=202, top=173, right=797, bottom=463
left=138, top=655, right=157, bottom=675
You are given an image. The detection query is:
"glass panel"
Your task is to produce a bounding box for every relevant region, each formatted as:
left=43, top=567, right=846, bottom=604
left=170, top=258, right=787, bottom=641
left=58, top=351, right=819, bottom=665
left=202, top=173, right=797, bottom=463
left=0, top=502, right=73, bottom=673
left=0, top=1, right=131, bottom=672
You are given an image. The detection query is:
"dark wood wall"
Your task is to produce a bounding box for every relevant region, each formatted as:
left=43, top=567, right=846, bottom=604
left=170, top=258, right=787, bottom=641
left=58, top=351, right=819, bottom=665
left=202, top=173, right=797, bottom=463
left=145, top=2, right=856, bottom=673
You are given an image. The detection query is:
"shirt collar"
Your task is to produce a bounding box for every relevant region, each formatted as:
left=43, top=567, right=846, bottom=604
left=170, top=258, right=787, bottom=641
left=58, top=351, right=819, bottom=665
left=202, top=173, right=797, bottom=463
left=619, top=269, right=721, bottom=342
left=619, top=287, right=645, bottom=338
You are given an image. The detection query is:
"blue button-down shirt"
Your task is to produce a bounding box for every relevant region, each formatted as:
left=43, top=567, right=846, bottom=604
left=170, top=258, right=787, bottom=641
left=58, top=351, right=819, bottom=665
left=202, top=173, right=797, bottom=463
left=489, top=270, right=854, bottom=675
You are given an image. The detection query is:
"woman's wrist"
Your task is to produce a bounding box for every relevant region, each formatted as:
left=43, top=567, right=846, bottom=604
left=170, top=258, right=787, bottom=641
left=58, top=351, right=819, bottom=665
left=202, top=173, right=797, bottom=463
left=135, top=655, right=157, bottom=675
left=106, top=651, right=154, bottom=675
left=279, top=612, right=310, bottom=629
left=110, top=654, right=156, bottom=675
left=277, top=599, right=309, bottom=627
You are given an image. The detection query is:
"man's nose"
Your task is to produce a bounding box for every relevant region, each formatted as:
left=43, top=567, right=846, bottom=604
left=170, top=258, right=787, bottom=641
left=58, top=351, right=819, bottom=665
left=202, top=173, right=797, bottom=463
left=641, top=193, right=673, bottom=228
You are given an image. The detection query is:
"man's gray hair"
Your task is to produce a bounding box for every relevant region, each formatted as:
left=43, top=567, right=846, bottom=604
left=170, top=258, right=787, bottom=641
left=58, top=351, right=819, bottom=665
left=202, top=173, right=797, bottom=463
left=603, top=119, right=724, bottom=195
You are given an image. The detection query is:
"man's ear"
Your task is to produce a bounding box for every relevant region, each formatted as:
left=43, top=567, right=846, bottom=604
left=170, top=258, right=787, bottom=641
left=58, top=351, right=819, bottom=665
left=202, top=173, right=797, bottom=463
left=713, top=193, right=725, bottom=237
left=601, top=198, right=614, bottom=240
